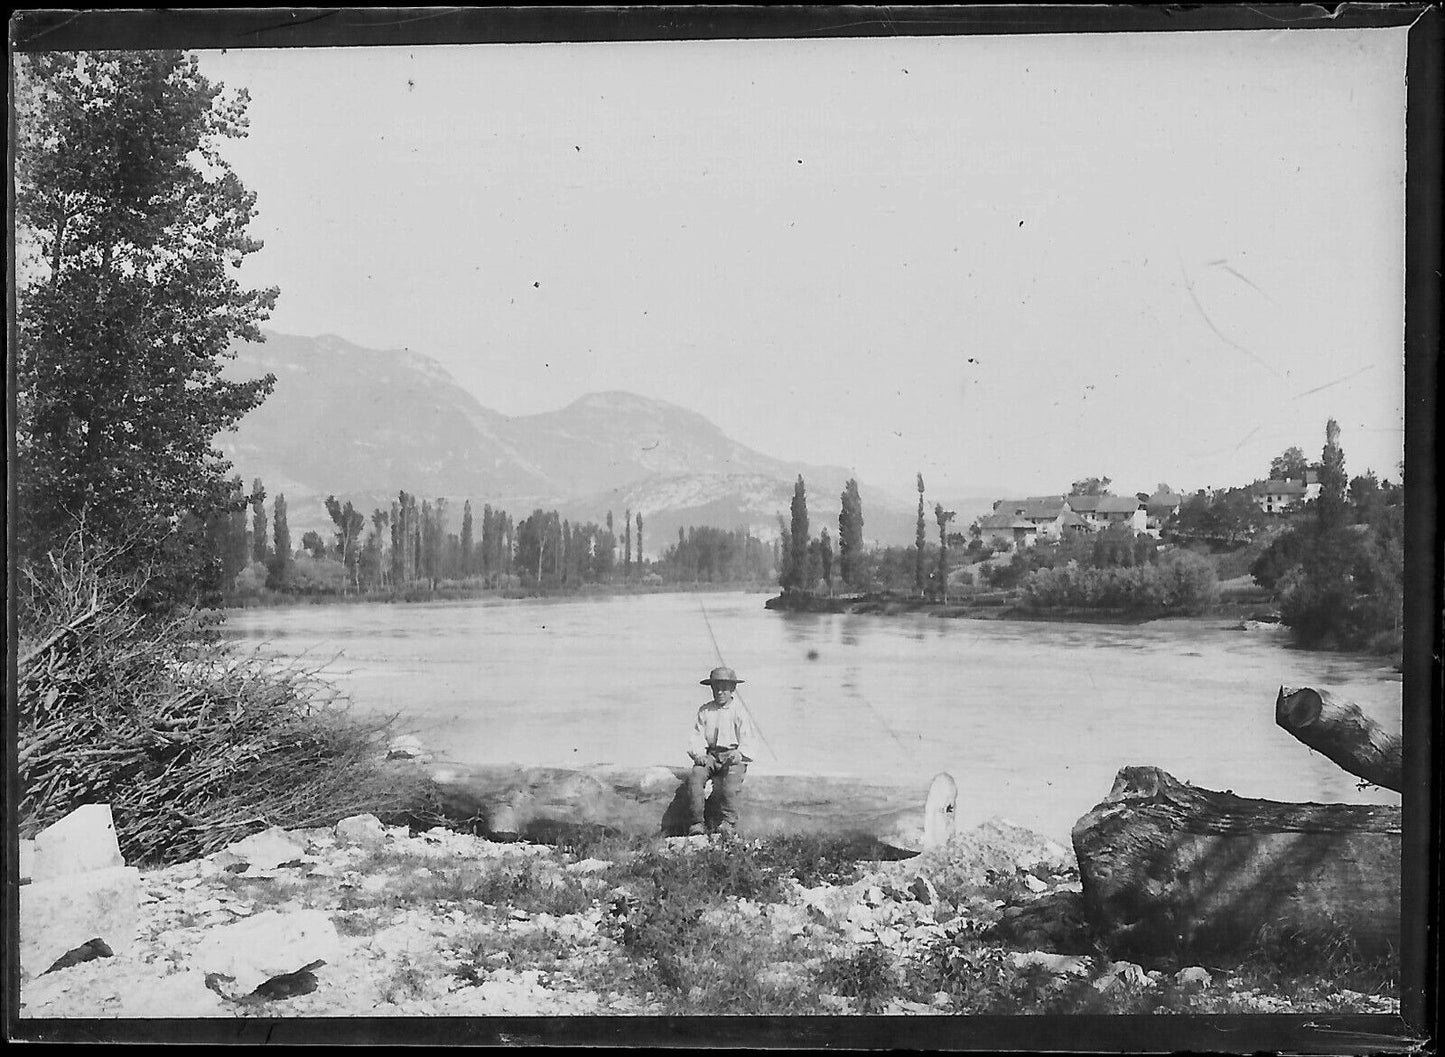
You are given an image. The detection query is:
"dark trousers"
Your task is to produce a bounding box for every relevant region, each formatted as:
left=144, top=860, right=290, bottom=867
left=688, top=753, right=747, bottom=831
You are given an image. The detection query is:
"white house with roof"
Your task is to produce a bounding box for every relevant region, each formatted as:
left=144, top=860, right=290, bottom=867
left=991, top=496, right=1089, bottom=541
left=1066, top=494, right=1148, bottom=533
left=1252, top=471, right=1321, bottom=515
left=1144, top=488, right=1184, bottom=536
left=977, top=512, right=1038, bottom=549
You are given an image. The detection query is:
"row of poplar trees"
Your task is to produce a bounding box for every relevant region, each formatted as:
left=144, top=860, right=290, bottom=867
left=778, top=477, right=867, bottom=593
left=231, top=485, right=657, bottom=593
left=779, top=474, right=958, bottom=599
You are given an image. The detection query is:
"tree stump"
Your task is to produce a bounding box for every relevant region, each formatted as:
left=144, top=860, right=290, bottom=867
left=416, top=764, right=956, bottom=854
left=1071, top=766, right=1400, bottom=959
left=1275, top=686, right=1403, bottom=792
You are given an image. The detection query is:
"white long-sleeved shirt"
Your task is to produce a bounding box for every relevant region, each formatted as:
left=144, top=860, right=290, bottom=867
left=688, top=698, right=755, bottom=763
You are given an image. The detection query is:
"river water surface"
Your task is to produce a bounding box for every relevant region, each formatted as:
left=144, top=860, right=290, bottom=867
left=226, top=591, right=1401, bottom=842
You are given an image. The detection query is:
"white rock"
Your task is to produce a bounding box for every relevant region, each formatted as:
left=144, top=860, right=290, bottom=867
left=386, top=734, right=428, bottom=760
left=19, top=865, right=141, bottom=979
left=862, top=886, right=885, bottom=907
left=1009, top=951, right=1092, bottom=977
left=565, top=858, right=612, bottom=875
left=33, top=805, right=125, bottom=881
left=1022, top=873, right=1050, bottom=893
left=191, top=909, right=340, bottom=999
left=639, top=766, right=681, bottom=793
left=1175, top=966, right=1213, bottom=988
left=335, top=814, right=387, bottom=847
left=1094, top=961, right=1152, bottom=991
left=214, top=827, right=306, bottom=872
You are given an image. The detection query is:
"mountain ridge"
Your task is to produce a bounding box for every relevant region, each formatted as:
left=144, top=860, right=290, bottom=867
left=220, top=332, right=1005, bottom=553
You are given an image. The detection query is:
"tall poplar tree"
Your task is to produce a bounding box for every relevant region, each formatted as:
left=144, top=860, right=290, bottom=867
left=460, top=500, right=474, bottom=576
left=914, top=473, right=927, bottom=597
left=268, top=493, right=292, bottom=588
left=624, top=508, right=633, bottom=577
left=14, top=52, right=279, bottom=606
left=250, top=478, right=268, bottom=563
left=789, top=476, right=810, bottom=592
left=635, top=511, right=644, bottom=569
left=934, top=503, right=956, bottom=603
left=838, top=478, right=864, bottom=590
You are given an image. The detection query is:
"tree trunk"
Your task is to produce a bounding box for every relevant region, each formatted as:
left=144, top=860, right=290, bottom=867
left=1275, top=686, right=1403, bottom=793
left=416, top=765, right=957, bottom=855
left=1072, top=766, right=1400, bottom=959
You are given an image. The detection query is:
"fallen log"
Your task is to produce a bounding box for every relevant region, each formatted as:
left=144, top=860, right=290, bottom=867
left=1275, top=686, right=1403, bottom=793
left=1072, top=766, right=1400, bottom=960
left=414, top=764, right=957, bottom=855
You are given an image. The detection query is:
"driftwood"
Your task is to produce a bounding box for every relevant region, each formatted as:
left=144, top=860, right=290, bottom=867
left=1276, top=686, right=1403, bottom=793
left=418, top=765, right=957, bottom=855
left=1071, top=766, right=1400, bottom=959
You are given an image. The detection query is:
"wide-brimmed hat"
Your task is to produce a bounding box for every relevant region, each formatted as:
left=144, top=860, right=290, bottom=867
left=701, top=666, right=744, bottom=686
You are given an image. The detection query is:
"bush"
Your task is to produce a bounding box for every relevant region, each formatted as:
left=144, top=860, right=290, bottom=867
left=17, top=544, right=428, bottom=865
left=1020, top=552, right=1216, bottom=616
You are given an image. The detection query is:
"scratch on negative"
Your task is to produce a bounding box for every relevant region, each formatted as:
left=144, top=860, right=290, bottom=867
left=1294, top=364, right=1375, bottom=399
left=1178, top=264, right=1282, bottom=377
left=1212, top=261, right=1277, bottom=305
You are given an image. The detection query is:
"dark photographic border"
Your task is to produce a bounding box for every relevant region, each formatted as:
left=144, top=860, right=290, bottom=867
left=7, top=5, right=1439, bottom=1050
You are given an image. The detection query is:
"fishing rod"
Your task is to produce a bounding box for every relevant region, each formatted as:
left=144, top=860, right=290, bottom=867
left=697, top=597, right=780, bottom=763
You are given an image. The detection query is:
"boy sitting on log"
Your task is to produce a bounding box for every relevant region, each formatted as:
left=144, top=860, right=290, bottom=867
left=687, top=667, right=755, bottom=836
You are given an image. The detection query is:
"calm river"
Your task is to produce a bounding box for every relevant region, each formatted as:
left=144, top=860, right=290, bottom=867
left=226, top=591, right=1401, bottom=842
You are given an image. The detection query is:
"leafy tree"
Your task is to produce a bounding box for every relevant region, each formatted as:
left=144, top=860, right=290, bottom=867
left=819, top=528, right=834, bottom=591
left=624, top=508, right=633, bottom=577
left=914, top=474, right=927, bottom=598
left=14, top=51, right=279, bottom=609
left=934, top=503, right=956, bottom=602
left=789, top=477, right=810, bottom=592
left=776, top=515, right=794, bottom=591
left=266, top=493, right=293, bottom=589
left=300, top=531, right=327, bottom=559
left=1269, top=446, right=1309, bottom=482
left=460, top=500, right=474, bottom=577
left=324, top=495, right=366, bottom=590
left=635, top=511, right=644, bottom=569
left=250, top=478, right=268, bottom=563
left=838, top=478, right=865, bottom=591
left=1317, top=418, right=1348, bottom=530
left=1070, top=476, right=1113, bottom=497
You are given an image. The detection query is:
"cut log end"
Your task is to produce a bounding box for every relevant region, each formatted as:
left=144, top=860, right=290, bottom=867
left=1072, top=766, right=1401, bottom=960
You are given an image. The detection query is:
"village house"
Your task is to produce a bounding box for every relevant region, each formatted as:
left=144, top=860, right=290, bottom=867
left=976, top=512, right=1038, bottom=550
left=990, top=496, right=1088, bottom=544
left=1066, top=495, right=1148, bottom=534
left=1251, top=471, right=1321, bottom=515
left=1144, top=488, right=1184, bottom=536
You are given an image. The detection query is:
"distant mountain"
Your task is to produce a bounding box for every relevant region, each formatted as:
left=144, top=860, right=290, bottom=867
left=221, top=332, right=1005, bottom=553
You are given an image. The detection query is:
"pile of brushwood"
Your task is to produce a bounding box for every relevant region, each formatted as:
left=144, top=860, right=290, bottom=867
left=17, top=545, right=429, bottom=866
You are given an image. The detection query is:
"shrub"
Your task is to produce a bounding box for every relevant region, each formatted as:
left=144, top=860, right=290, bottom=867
left=16, top=544, right=428, bottom=865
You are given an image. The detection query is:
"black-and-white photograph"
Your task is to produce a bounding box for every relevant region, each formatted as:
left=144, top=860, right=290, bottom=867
left=8, top=6, right=1437, bottom=1050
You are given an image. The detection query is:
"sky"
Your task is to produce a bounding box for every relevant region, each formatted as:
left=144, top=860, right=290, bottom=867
left=198, top=28, right=1409, bottom=500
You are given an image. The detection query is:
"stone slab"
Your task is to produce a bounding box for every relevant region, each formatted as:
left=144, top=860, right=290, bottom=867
left=19, top=865, right=141, bottom=980
left=33, top=804, right=124, bottom=881
left=191, top=909, right=341, bottom=999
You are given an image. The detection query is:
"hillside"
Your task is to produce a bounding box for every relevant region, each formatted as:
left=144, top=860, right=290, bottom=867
left=221, top=332, right=1001, bottom=552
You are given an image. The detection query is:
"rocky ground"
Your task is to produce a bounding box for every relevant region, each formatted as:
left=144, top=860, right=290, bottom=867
left=18, top=814, right=1400, bottom=1020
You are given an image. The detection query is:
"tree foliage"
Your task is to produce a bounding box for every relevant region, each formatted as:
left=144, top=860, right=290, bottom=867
left=14, top=51, right=279, bottom=608
left=1252, top=421, right=1403, bottom=653
left=914, top=474, right=927, bottom=597
left=1069, top=476, right=1113, bottom=497
left=1269, top=446, right=1309, bottom=482
left=838, top=478, right=865, bottom=590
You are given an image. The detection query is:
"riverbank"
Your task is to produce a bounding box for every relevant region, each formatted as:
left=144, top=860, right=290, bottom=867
left=224, top=580, right=774, bottom=610
left=17, top=811, right=1399, bottom=1023
left=764, top=591, right=1279, bottom=628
